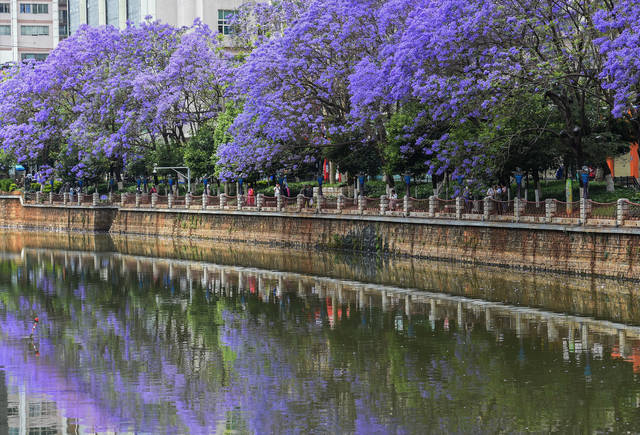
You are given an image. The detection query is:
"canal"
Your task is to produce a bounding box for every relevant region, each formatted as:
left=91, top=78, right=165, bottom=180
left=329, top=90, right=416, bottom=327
left=1, top=234, right=640, bottom=433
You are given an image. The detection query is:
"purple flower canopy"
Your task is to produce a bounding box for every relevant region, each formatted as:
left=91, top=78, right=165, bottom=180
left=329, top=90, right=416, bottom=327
left=0, top=19, right=232, bottom=179
left=0, top=0, right=639, bottom=181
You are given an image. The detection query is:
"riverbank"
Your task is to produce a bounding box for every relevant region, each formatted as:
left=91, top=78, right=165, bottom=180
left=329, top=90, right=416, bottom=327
left=2, top=194, right=640, bottom=278
left=0, top=229, right=638, bottom=324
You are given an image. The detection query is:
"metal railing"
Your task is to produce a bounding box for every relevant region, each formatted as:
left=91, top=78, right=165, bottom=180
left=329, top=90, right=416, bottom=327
left=520, top=200, right=545, bottom=218
left=16, top=192, right=640, bottom=228
left=588, top=200, right=617, bottom=220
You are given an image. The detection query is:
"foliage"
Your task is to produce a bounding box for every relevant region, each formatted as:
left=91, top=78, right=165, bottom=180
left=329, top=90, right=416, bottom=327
left=0, top=0, right=639, bottom=193
left=0, top=19, right=233, bottom=181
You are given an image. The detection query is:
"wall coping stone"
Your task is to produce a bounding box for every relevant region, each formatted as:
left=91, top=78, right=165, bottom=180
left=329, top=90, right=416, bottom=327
left=5, top=194, right=640, bottom=236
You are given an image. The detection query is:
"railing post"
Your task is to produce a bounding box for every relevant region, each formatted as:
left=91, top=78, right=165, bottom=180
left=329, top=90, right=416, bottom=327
left=483, top=197, right=491, bottom=221
left=237, top=194, right=243, bottom=210
left=617, top=198, right=628, bottom=226
left=380, top=195, right=388, bottom=216
left=93, top=192, right=99, bottom=206
left=337, top=193, right=343, bottom=214
left=168, top=193, right=173, bottom=209
left=316, top=194, right=323, bottom=214
left=297, top=193, right=304, bottom=212
left=63, top=192, right=69, bottom=205
left=120, top=193, right=126, bottom=208
left=135, top=192, right=141, bottom=208
left=256, top=193, right=263, bottom=212
left=429, top=195, right=436, bottom=218
left=514, top=197, right=520, bottom=222
left=77, top=192, right=82, bottom=206
left=580, top=197, right=587, bottom=225
left=403, top=195, right=409, bottom=217
left=36, top=191, right=41, bottom=204
left=202, top=193, right=207, bottom=210
left=220, top=193, right=226, bottom=209
left=185, top=192, right=192, bottom=208
left=455, top=196, right=463, bottom=220
left=49, top=191, right=53, bottom=205
left=276, top=193, right=282, bottom=211
left=108, top=192, right=112, bottom=203
left=545, top=198, right=555, bottom=223
left=151, top=193, right=158, bottom=208
left=358, top=195, right=364, bottom=215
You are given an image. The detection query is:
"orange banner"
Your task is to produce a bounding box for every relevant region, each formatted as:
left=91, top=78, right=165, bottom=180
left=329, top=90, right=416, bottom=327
left=631, top=142, right=639, bottom=178
left=606, top=157, right=615, bottom=177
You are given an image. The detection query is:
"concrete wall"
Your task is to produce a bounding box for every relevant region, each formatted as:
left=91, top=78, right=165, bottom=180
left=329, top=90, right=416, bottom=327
left=3, top=195, right=640, bottom=279
left=0, top=195, right=116, bottom=232
left=108, top=208, right=640, bottom=278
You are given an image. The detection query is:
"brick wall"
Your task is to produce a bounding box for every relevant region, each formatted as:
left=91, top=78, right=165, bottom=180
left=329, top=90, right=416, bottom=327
left=2, top=196, right=640, bottom=279
left=0, top=195, right=117, bottom=232
left=111, top=208, right=640, bottom=278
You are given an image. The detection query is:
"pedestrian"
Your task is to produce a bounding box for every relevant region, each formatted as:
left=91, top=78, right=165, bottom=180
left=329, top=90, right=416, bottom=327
left=486, top=185, right=495, bottom=199
left=247, top=186, right=255, bottom=205
left=390, top=188, right=398, bottom=210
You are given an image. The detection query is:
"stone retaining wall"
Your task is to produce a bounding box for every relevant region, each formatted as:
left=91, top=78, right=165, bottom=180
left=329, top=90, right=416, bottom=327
left=2, top=195, right=640, bottom=278
left=0, top=195, right=116, bottom=232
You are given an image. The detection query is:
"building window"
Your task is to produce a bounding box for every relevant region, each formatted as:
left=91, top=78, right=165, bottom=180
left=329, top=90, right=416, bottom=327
left=20, top=3, right=48, bottom=13
left=0, top=3, right=9, bottom=13
left=21, top=53, right=47, bottom=60
left=0, top=25, right=10, bottom=35
left=20, top=25, right=49, bottom=36
left=217, top=9, right=235, bottom=35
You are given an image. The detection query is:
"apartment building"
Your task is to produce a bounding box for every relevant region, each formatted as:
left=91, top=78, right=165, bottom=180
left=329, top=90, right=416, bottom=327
left=0, top=0, right=69, bottom=63
left=0, top=0, right=244, bottom=64
left=69, top=0, right=246, bottom=34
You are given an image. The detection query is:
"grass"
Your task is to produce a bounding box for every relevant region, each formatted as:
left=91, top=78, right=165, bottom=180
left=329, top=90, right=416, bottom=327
left=521, top=180, right=638, bottom=203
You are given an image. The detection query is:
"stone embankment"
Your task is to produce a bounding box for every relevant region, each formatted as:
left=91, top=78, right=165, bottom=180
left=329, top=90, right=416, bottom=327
left=2, top=193, right=640, bottom=278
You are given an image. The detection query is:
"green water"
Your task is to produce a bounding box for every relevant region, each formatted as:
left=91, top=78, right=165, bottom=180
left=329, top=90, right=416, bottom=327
left=0, top=238, right=639, bottom=433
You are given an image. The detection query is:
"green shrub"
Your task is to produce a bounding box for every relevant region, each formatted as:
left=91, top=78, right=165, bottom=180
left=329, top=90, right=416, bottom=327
left=42, top=180, right=63, bottom=193
left=0, top=178, right=12, bottom=192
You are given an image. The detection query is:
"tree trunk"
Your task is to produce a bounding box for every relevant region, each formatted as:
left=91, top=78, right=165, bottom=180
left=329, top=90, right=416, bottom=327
left=602, top=162, right=615, bottom=192
left=385, top=172, right=394, bottom=195
left=532, top=170, right=541, bottom=204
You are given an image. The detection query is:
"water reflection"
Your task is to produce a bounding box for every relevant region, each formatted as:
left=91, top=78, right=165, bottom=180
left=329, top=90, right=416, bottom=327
left=1, top=248, right=640, bottom=433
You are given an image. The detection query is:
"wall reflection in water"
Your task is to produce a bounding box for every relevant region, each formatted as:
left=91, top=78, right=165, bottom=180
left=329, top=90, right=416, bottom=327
left=0, top=248, right=640, bottom=433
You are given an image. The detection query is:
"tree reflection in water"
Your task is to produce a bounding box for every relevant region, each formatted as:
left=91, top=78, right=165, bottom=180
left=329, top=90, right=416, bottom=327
left=0, top=249, right=639, bottom=433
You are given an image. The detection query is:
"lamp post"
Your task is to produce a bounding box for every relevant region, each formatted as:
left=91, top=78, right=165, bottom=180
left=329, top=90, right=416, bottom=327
left=357, top=173, right=365, bottom=197
left=153, top=165, right=191, bottom=193
left=403, top=173, right=411, bottom=198
left=513, top=168, right=524, bottom=200
left=580, top=166, right=590, bottom=199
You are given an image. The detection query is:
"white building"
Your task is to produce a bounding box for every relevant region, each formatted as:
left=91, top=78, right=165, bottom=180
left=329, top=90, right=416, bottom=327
left=0, top=0, right=244, bottom=64
left=69, top=0, right=245, bottom=34
left=0, top=0, right=69, bottom=63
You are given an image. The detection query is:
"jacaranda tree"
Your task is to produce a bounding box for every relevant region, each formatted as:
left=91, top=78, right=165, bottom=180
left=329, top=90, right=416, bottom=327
left=0, top=19, right=232, bottom=181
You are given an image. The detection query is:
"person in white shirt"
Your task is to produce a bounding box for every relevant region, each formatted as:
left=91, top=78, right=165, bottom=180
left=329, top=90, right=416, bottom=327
left=486, top=186, right=495, bottom=198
